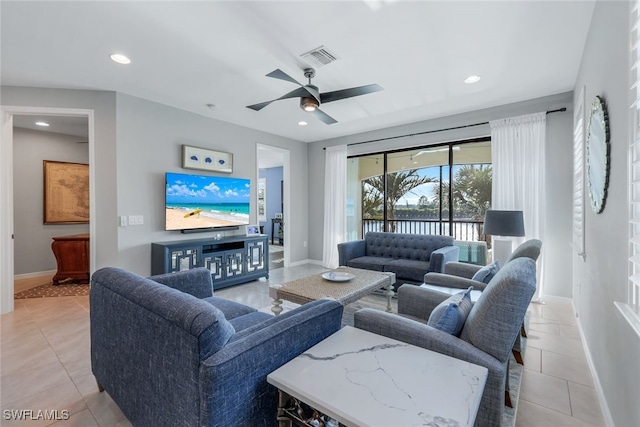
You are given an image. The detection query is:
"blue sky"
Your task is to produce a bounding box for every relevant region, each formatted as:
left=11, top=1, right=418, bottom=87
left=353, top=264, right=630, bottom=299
left=166, top=173, right=250, bottom=204
left=396, top=166, right=449, bottom=205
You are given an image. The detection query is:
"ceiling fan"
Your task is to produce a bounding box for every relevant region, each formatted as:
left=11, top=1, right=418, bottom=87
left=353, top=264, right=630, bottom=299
left=246, top=68, right=383, bottom=125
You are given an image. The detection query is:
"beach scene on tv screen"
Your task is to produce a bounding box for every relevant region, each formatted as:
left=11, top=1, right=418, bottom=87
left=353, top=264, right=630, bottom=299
left=166, top=172, right=250, bottom=230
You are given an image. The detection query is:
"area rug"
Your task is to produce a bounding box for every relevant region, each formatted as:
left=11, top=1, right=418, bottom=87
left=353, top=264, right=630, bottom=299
left=14, top=281, right=89, bottom=299
left=341, top=293, right=525, bottom=427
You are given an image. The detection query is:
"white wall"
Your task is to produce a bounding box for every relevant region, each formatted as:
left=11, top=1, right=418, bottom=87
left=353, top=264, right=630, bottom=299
left=114, top=93, right=308, bottom=275
left=573, top=1, right=640, bottom=426
left=1, top=86, right=118, bottom=270
left=12, top=127, right=89, bottom=274
left=309, top=92, right=575, bottom=299
left=2, top=87, right=310, bottom=280
left=543, top=113, right=574, bottom=298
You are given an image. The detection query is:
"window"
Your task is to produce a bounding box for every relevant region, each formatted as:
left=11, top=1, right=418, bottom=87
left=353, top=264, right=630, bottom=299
left=346, top=139, right=491, bottom=245
left=619, top=0, right=640, bottom=338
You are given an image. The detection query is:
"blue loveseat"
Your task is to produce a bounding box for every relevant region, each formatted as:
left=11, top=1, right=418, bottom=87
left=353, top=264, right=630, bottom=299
left=338, top=232, right=459, bottom=287
left=90, top=267, right=343, bottom=427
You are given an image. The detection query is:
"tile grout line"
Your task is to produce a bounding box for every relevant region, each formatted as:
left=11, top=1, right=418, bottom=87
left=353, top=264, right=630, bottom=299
left=26, top=298, right=98, bottom=426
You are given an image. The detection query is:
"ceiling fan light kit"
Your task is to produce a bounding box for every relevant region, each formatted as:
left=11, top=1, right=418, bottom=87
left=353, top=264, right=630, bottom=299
left=300, top=97, right=319, bottom=112
left=247, top=67, right=383, bottom=124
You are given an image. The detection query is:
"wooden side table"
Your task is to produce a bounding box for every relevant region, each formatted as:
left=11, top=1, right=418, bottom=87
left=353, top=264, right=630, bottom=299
left=51, top=233, right=90, bottom=285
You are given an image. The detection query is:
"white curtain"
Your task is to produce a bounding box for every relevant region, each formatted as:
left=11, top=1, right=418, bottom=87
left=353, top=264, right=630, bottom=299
left=490, top=112, right=546, bottom=301
left=322, top=145, right=347, bottom=268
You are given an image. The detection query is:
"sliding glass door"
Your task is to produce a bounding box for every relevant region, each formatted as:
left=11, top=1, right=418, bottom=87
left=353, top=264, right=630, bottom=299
left=347, top=139, right=492, bottom=243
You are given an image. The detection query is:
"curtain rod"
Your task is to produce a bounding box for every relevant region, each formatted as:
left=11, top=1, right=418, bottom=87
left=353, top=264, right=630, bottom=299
left=323, top=107, right=567, bottom=150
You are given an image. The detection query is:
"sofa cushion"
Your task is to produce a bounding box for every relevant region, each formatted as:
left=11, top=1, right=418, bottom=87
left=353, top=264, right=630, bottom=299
left=364, top=232, right=454, bottom=261
left=346, top=256, right=393, bottom=272
left=229, top=311, right=273, bottom=333
left=203, top=296, right=257, bottom=320
left=471, top=261, right=500, bottom=284
left=384, top=259, right=431, bottom=282
left=427, top=287, right=474, bottom=336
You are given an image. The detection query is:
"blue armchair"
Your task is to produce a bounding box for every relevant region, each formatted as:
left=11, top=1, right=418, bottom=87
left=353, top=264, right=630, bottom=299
left=354, top=258, right=537, bottom=427
left=90, top=267, right=343, bottom=427
left=423, top=239, right=542, bottom=291
left=423, top=239, right=542, bottom=364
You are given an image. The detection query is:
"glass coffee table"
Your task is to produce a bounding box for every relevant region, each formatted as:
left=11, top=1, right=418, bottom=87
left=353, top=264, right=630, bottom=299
left=269, top=267, right=395, bottom=316
left=267, top=326, right=488, bottom=427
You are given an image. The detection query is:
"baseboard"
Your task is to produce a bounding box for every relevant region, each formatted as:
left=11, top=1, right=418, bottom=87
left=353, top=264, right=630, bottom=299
left=573, top=301, right=615, bottom=427
left=288, top=259, right=323, bottom=267
left=538, top=294, right=573, bottom=304
left=288, top=259, right=312, bottom=267
left=14, top=270, right=56, bottom=280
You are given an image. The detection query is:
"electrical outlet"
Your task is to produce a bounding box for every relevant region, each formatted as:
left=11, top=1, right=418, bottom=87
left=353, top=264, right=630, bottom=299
left=119, top=216, right=128, bottom=227
left=303, top=241, right=307, bottom=247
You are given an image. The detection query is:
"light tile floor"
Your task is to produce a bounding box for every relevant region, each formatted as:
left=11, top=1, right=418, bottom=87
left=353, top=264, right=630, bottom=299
left=515, top=301, right=605, bottom=427
left=2, top=264, right=605, bottom=426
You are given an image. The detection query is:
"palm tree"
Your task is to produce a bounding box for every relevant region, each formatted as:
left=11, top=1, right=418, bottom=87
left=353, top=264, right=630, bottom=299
left=434, top=164, right=492, bottom=239
left=452, top=165, right=492, bottom=219
left=363, top=170, right=434, bottom=232
left=362, top=181, right=383, bottom=219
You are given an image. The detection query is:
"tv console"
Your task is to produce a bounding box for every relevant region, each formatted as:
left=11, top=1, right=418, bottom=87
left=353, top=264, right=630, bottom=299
left=151, top=235, right=268, bottom=290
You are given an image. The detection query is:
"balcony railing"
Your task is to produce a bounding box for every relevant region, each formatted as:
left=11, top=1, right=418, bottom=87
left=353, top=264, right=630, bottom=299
left=362, top=218, right=485, bottom=242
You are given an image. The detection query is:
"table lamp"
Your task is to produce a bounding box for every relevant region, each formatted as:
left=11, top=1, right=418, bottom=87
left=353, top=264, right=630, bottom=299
left=483, top=210, right=525, bottom=268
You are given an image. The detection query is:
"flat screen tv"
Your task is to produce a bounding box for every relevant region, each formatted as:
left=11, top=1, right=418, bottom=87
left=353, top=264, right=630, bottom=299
left=165, top=172, right=250, bottom=231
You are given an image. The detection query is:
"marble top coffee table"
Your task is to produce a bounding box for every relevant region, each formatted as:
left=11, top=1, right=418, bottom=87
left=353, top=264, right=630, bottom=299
left=268, top=267, right=395, bottom=315
left=267, top=326, right=488, bottom=427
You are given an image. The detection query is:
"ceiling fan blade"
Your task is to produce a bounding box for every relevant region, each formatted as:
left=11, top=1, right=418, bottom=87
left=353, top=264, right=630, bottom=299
left=246, top=100, right=274, bottom=111
left=311, top=108, right=337, bottom=125
left=246, top=87, right=313, bottom=111
left=266, top=69, right=302, bottom=86
left=320, top=84, right=384, bottom=104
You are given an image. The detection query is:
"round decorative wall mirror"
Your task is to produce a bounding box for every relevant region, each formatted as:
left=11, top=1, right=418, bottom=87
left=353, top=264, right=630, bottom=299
left=586, top=95, right=610, bottom=214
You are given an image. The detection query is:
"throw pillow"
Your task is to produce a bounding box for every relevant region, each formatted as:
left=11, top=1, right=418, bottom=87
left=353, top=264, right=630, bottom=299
left=471, top=260, right=500, bottom=284
left=427, top=287, right=474, bottom=336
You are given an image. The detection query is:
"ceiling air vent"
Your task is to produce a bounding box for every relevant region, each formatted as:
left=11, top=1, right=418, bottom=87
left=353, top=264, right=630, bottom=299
left=300, top=46, right=339, bottom=68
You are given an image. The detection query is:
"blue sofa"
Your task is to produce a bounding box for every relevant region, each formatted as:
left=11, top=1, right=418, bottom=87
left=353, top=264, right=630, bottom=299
left=337, top=232, right=459, bottom=287
left=90, top=267, right=343, bottom=427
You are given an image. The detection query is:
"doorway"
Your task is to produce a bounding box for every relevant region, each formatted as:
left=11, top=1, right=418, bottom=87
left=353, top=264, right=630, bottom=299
left=0, top=107, right=95, bottom=314
left=256, top=144, right=289, bottom=270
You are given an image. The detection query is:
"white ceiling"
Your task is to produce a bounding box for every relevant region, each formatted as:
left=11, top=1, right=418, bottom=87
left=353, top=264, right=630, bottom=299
left=1, top=1, right=595, bottom=143
left=12, top=115, right=89, bottom=139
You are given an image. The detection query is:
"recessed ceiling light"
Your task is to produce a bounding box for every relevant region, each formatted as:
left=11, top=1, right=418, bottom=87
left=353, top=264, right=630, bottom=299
left=110, top=53, right=131, bottom=65
left=298, top=121, right=308, bottom=126
left=464, top=75, right=481, bottom=84
left=35, top=121, right=50, bottom=127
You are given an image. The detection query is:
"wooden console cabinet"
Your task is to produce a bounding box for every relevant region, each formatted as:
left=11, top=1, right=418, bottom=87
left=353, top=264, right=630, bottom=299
left=151, top=235, right=269, bottom=290
left=51, top=233, right=90, bottom=285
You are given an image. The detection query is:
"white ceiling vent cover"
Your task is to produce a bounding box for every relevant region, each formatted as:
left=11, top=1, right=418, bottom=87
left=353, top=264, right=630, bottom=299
left=300, top=46, right=339, bottom=68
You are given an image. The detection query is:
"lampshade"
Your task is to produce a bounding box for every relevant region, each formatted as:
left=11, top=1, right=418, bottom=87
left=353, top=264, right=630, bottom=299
left=483, top=210, right=525, bottom=237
